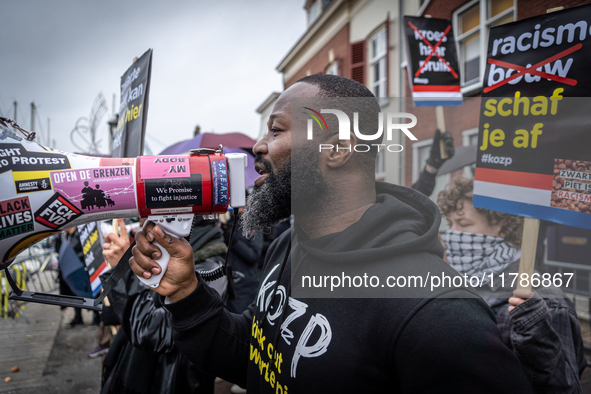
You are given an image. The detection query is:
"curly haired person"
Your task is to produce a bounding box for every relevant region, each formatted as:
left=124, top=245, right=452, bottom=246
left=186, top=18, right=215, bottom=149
left=439, top=176, right=586, bottom=394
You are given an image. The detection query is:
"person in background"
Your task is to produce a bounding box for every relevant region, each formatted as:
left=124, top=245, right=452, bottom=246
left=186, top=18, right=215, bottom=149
left=412, top=128, right=454, bottom=196
left=100, top=217, right=227, bottom=394
left=56, top=227, right=100, bottom=327
left=438, top=176, right=586, bottom=393
left=87, top=219, right=131, bottom=359
left=130, top=74, right=532, bottom=393
left=187, top=217, right=229, bottom=302
left=220, top=206, right=263, bottom=314
left=220, top=208, right=264, bottom=394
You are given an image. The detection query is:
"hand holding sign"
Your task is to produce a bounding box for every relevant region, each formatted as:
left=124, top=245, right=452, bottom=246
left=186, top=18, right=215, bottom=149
left=474, top=4, right=591, bottom=290
left=103, top=219, right=130, bottom=268
left=427, top=129, right=454, bottom=169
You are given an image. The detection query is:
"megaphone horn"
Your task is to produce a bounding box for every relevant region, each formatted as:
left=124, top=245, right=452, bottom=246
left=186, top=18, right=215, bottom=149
left=0, top=117, right=247, bottom=310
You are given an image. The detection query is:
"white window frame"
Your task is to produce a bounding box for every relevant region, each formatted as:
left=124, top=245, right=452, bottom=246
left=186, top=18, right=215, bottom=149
left=307, top=1, right=321, bottom=27
left=453, top=0, right=515, bottom=88
left=369, top=27, right=387, bottom=101
left=412, top=138, right=433, bottom=183
left=462, top=127, right=479, bottom=146
left=462, top=127, right=479, bottom=178
left=325, top=61, right=339, bottom=75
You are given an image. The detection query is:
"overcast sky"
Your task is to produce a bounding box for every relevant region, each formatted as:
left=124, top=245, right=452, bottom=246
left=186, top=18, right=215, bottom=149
left=0, top=1, right=305, bottom=154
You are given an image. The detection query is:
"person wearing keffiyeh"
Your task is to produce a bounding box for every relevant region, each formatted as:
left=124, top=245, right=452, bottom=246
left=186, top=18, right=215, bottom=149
left=438, top=176, right=586, bottom=394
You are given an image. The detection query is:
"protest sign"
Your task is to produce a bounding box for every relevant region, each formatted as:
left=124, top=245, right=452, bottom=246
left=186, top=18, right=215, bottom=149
left=77, top=221, right=107, bottom=297
left=473, top=4, right=591, bottom=231
left=112, top=49, right=152, bottom=158
left=46, top=164, right=136, bottom=226
left=404, top=16, right=462, bottom=107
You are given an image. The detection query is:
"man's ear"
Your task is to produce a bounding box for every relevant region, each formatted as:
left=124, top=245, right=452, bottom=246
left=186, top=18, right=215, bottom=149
left=320, top=131, right=357, bottom=169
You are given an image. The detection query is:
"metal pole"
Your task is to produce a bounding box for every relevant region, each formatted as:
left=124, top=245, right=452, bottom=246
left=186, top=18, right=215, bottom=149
left=30, top=102, right=36, bottom=133
left=13, top=101, right=17, bottom=123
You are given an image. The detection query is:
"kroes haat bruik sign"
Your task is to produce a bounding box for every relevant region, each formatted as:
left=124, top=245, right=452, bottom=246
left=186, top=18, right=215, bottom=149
left=474, top=3, right=591, bottom=230
left=403, top=16, right=462, bottom=107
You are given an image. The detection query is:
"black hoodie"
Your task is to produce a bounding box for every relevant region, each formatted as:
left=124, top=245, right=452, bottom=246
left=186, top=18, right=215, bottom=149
left=163, top=182, right=532, bottom=393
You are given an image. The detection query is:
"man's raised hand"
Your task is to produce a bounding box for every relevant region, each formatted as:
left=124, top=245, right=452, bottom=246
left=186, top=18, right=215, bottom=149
left=102, top=218, right=131, bottom=267
left=130, top=221, right=198, bottom=302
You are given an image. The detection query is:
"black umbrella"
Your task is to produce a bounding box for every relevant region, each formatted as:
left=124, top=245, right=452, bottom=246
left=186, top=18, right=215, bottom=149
left=437, top=145, right=478, bottom=176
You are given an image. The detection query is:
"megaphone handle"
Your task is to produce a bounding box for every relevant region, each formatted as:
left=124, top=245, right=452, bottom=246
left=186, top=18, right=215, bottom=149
left=136, top=214, right=194, bottom=289
left=139, top=241, right=171, bottom=288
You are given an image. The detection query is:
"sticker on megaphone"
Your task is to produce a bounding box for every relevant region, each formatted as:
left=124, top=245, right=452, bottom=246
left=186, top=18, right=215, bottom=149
left=0, top=127, right=247, bottom=293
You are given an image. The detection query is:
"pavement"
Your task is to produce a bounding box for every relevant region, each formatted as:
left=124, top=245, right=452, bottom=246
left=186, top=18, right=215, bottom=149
left=0, top=303, right=237, bottom=394
left=2, top=300, right=591, bottom=394
left=36, top=308, right=102, bottom=394
left=0, top=306, right=101, bottom=394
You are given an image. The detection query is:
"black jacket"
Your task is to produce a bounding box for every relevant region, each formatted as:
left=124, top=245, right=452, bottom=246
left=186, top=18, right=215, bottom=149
left=101, top=223, right=226, bottom=394
left=163, top=182, right=533, bottom=393
left=223, top=221, right=263, bottom=314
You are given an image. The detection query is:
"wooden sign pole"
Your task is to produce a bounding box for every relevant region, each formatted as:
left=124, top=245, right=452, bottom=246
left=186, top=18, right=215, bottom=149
left=112, top=219, right=120, bottom=236
left=516, top=217, right=540, bottom=290
left=435, top=105, right=448, bottom=160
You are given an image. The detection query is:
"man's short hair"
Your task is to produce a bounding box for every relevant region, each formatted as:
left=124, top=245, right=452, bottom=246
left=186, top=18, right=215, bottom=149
left=296, top=74, right=382, bottom=173
left=297, top=74, right=377, bottom=100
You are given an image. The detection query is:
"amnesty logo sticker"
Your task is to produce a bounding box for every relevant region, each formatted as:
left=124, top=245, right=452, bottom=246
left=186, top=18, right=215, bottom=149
left=15, top=177, right=51, bottom=193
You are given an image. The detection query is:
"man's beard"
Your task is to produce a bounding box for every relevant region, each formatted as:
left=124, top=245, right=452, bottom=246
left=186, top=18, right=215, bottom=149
left=241, top=150, right=325, bottom=237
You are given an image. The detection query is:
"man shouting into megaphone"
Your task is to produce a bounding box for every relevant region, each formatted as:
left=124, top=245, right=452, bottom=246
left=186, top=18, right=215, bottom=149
left=129, top=74, right=532, bottom=393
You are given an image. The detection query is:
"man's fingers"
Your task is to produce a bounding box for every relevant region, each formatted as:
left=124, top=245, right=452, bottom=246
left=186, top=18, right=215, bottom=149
left=441, top=131, right=455, bottom=157
left=129, top=255, right=152, bottom=279
left=135, top=227, right=163, bottom=260
left=508, top=294, right=531, bottom=310
left=433, top=128, right=441, bottom=142
left=152, top=225, right=192, bottom=259
left=143, top=221, right=155, bottom=242
left=508, top=289, right=534, bottom=309
left=153, top=225, right=173, bottom=246
left=513, top=289, right=534, bottom=299
left=151, top=225, right=194, bottom=266
left=104, top=233, right=116, bottom=243
left=111, top=230, right=131, bottom=250
left=105, top=232, right=125, bottom=249
left=131, top=245, right=161, bottom=278
left=118, top=218, right=129, bottom=241
left=442, top=131, right=453, bottom=144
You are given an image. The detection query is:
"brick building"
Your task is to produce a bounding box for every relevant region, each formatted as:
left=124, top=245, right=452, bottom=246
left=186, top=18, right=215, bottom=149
left=265, top=0, right=421, bottom=184
left=257, top=0, right=590, bottom=194
left=405, top=0, right=591, bottom=200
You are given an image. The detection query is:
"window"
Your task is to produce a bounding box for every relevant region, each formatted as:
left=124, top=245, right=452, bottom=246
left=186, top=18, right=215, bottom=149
left=462, top=127, right=479, bottom=146
left=412, top=139, right=450, bottom=229
left=369, top=28, right=387, bottom=99
left=462, top=127, right=479, bottom=178
left=307, top=1, right=320, bottom=27
left=325, top=61, right=339, bottom=75
left=454, top=0, right=515, bottom=88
